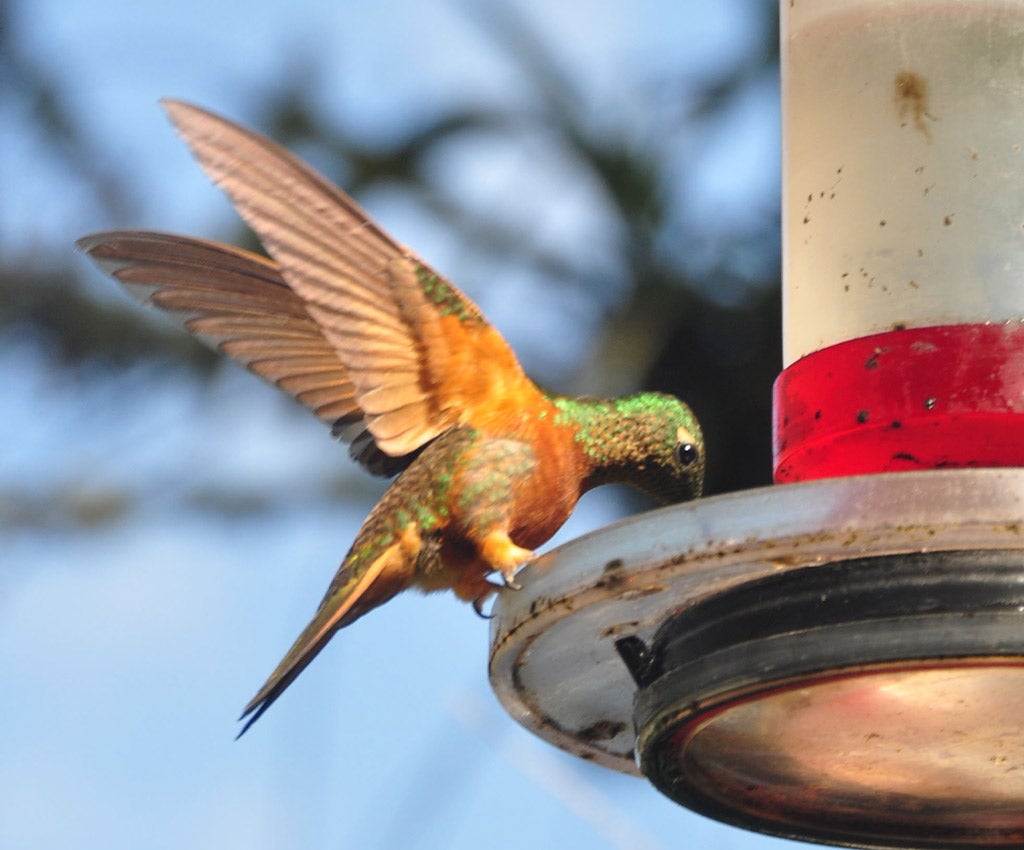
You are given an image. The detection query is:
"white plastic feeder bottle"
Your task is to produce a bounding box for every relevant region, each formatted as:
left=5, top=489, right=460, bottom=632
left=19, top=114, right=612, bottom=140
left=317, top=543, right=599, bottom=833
left=775, top=0, right=1024, bottom=481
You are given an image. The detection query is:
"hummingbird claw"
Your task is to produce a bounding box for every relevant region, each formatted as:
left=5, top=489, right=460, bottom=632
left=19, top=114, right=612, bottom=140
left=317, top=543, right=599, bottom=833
left=472, top=593, right=495, bottom=619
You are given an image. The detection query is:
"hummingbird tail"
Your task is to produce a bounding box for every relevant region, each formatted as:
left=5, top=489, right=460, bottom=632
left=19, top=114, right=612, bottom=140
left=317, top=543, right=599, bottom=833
left=236, top=528, right=420, bottom=737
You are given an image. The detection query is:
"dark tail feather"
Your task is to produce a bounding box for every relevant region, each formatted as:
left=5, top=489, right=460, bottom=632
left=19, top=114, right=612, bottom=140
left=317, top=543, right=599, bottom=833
left=235, top=624, right=337, bottom=738
left=234, top=536, right=412, bottom=737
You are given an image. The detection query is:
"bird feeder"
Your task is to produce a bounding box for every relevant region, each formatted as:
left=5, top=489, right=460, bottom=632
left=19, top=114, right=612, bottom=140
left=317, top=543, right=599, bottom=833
left=490, top=2, right=1024, bottom=848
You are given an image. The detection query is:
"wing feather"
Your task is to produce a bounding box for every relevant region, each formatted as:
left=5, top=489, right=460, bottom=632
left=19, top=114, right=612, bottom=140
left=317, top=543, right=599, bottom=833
left=76, top=231, right=417, bottom=475
left=161, top=100, right=540, bottom=454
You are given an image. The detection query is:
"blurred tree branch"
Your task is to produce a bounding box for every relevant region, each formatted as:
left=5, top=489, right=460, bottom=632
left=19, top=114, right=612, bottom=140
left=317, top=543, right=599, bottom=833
left=0, top=0, right=135, bottom=223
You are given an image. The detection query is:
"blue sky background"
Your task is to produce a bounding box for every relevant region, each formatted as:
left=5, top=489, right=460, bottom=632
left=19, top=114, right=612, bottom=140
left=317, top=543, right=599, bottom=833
left=1, top=1, right=794, bottom=848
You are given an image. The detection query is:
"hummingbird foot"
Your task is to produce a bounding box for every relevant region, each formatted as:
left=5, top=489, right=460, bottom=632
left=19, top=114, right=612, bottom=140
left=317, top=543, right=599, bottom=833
left=479, top=529, right=533, bottom=592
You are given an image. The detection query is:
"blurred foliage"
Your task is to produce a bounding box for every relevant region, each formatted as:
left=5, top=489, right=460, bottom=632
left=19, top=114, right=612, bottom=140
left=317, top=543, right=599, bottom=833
left=0, top=0, right=136, bottom=223
left=0, top=0, right=780, bottom=510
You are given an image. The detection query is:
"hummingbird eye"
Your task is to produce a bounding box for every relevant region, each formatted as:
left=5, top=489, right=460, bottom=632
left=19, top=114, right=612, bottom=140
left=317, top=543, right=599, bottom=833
left=674, top=441, right=699, bottom=469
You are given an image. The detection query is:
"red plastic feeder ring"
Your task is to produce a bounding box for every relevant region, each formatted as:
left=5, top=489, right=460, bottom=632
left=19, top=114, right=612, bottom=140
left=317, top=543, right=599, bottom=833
left=773, top=323, right=1024, bottom=483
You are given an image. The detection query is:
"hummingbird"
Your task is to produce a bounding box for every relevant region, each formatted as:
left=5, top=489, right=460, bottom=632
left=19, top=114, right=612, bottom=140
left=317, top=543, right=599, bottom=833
left=77, top=101, right=705, bottom=736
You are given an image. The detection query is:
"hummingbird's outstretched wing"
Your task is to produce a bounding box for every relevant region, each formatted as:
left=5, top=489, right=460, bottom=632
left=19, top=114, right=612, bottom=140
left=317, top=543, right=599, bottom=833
left=76, top=231, right=412, bottom=476
left=161, top=99, right=539, bottom=455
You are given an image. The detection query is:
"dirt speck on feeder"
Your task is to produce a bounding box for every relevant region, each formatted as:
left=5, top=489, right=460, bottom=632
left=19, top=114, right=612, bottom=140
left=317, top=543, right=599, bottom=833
left=892, top=452, right=919, bottom=463
left=575, top=720, right=627, bottom=742
left=894, top=70, right=934, bottom=140
left=598, top=620, right=640, bottom=640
